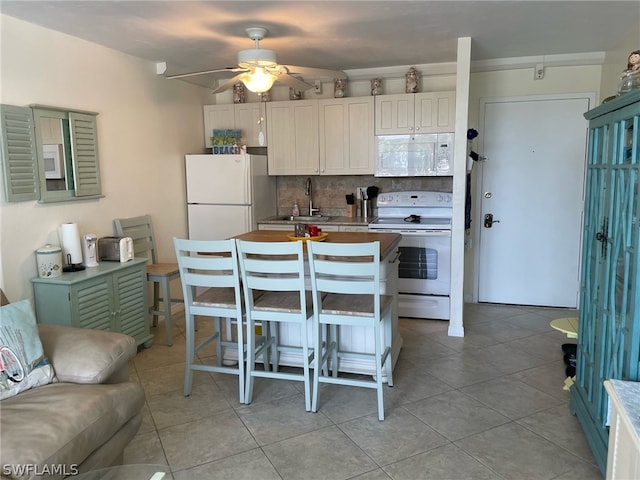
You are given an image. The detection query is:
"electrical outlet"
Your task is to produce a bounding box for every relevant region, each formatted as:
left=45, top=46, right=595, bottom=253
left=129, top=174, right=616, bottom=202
left=314, top=80, right=322, bottom=94
left=357, top=186, right=366, bottom=199
left=534, top=63, right=545, bottom=80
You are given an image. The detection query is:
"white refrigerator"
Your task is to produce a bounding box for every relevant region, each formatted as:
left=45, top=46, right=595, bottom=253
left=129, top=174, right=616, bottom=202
left=185, top=153, right=276, bottom=240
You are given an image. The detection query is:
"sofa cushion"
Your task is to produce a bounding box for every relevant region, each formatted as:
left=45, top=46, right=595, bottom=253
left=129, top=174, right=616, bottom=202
left=0, top=381, right=145, bottom=479
left=0, top=300, right=55, bottom=400
left=37, top=325, right=136, bottom=384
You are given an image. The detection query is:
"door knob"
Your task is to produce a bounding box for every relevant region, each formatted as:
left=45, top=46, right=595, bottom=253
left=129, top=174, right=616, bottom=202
left=484, top=213, right=500, bottom=228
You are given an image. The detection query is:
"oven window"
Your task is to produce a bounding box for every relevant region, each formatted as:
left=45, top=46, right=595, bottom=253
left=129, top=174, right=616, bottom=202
left=399, top=246, right=438, bottom=280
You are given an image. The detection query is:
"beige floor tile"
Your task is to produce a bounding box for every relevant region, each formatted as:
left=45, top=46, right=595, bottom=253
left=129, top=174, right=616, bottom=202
left=455, top=422, right=594, bottom=479
left=158, top=411, right=258, bottom=471
left=461, top=376, right=565, bottom=420
left=136, top=362, right=214, bottom=397
left=349, top=468, right=393, bottom=480
left=262, top=425, right=377, bottom=480
left=123, top=431, right=168, bottom=466
left=147, top=381, right=233, bottom=430
left=237, top=394, right=333, bottom=445
left=339, top=408, right=448, bottom=466
left=516, top=404, right=598, bottom=464
left=172, top=449, right=281, bottom=480
left=383, top=443, right=502, bottom=480
left=404, top=390, right=510, bottom=441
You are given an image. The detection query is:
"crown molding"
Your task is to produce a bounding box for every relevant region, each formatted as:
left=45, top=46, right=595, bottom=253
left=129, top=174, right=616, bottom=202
left=344, top=62, right=457, bottom=81
left=341, top=51, right=607, bottom=80
left=470, top=51, right=606, bottom=72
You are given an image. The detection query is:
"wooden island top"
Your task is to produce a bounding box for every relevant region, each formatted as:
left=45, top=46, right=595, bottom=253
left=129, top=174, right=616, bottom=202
left=233, top=230, right=402, bottom=259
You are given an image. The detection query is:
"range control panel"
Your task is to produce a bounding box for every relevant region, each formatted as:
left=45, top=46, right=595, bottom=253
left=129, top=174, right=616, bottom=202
left=376, top=191, right=452, bottom=208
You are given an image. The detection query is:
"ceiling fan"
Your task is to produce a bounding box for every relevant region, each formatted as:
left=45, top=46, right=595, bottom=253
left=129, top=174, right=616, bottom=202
left=166, top=27, right=347, bottom=94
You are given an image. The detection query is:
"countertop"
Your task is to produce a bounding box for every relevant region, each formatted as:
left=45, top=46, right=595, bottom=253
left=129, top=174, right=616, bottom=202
left=259, top=215, right=375, bottom=226
left=605, top=379, right=640, bottom=438
left=233, top=230, right=401, bottom=259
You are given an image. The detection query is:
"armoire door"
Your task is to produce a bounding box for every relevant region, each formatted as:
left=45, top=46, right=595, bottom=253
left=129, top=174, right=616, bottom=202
left=572, top=92, right=640, bottom=474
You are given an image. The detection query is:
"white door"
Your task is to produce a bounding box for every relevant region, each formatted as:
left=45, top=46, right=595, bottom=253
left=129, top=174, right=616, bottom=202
left=476, top=94, right=593, bottom=307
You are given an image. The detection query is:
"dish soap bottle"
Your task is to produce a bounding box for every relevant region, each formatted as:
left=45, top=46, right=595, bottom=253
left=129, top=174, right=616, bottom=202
left=292, top=202, right=300, bottom=217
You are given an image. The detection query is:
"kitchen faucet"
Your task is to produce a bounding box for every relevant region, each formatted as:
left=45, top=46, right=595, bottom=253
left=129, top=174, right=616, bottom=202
left=305, top=177, right=320, bottom=216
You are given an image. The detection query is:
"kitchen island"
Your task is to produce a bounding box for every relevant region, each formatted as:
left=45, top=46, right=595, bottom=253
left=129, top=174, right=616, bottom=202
left=233, top=230, right=403, bottom=377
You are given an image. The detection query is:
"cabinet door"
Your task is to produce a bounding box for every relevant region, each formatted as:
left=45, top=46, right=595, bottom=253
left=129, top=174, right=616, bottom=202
left=573, top=96, right=640, bottom=472
left=111, top=263, right=148, bottom=343
left=235, top=103, right=266, bottom=147
left=320, top=98, right=374, bottom=175
left=0, top=104, right=39, bottom=202
left=267, top=101, right=318, bottom=175
left=375, top=94, right=414, bottom=135
left=203, top=105, right=235, bottom=148
left=415, top=91, right=456, bottom=133
left=70, top=275, right=114, bottom=331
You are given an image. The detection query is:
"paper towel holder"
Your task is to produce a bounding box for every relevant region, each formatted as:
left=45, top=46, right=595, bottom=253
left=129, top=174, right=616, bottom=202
left=63, top=254, right=86, bottom=272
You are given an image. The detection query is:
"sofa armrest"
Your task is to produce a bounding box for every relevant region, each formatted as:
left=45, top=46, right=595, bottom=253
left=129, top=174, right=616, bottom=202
left=37, top=324, right=137, bottom=384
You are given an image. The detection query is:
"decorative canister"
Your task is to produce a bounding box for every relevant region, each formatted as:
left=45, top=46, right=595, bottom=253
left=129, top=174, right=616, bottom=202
left=405, top=67, right=419, bottom=93
left=370, top=78, right=382, bottom=96
left=35, top=244, right=63, bottom=278
left=289, top=86, right=303, bottom=100
left=233, top=83, right=246, bottom=103
left=259, top=90, right=271, bottom=102
left=334, top=78, right=347, bottom=98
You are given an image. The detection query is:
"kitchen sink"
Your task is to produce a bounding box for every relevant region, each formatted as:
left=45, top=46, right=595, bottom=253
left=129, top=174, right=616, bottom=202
left=272, top=215, right=332, bottom=222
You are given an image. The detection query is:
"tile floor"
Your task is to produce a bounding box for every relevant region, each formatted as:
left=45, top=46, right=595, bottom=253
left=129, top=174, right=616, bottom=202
left=123, top=303, right=603, bottom=480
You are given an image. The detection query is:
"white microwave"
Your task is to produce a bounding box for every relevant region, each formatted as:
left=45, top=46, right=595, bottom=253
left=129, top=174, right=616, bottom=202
left=375, top=133, right=454, bottom=177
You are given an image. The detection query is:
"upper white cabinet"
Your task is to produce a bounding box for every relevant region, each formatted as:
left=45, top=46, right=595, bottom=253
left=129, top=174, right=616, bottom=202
left=203, top=103, right=266, bottom=148
left=375, top=92, right=455, bottom=135
left=267, top=97, right=374, bottom=176
left=319, top=97, right=374, bottom=175
left=266, top=100, right=319, bottom=176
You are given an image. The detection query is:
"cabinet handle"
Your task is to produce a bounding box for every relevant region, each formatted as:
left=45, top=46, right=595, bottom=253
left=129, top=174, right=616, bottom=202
left=415, top=126, right=420, bottom=131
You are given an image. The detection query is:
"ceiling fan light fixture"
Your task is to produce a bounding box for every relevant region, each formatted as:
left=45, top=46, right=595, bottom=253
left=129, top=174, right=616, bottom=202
left=238, top=48, right=277, bottom=68
left=239, top=67, right=277, bottom=93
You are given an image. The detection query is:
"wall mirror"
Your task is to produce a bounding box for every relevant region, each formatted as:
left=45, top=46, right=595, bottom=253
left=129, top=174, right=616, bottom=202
left=0, top=104, right=102, bottom=203
left=33, top=109, right=73, bottom=199
left=32, top=106, right=101, bottom=203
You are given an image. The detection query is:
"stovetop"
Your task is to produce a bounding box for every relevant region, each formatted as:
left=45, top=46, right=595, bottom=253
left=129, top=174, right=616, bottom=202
left=369, top=216, right=451, bottom=230
left=369, top=190, right=452, bottom=230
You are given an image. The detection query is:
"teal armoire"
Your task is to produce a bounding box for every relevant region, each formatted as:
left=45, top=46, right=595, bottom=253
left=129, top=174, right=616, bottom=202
left=571, top=89, right=640, bottom=474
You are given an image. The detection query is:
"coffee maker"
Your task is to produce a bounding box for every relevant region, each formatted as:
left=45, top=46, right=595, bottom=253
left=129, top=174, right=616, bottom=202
left=82, top=233, right=99, bottom=267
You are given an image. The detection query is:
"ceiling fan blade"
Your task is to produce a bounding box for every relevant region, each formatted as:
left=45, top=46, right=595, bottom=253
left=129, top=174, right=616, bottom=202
left=166, top=67, right=244, bottom=80
left=277, top=74, right=314, bottom=91
left=211, top=74, right=244, bottom=94
left=283, top=65, right=347, bottom=79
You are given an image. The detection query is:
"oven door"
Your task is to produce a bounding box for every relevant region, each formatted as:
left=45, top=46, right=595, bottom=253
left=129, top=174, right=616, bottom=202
left=395, top=230, right=451, bottom=296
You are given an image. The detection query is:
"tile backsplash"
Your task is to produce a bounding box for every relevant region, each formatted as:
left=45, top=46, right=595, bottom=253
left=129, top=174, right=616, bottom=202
left=276, top=175, right=453, bottom=217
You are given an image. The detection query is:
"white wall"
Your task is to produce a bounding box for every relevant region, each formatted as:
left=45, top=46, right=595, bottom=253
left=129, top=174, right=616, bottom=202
left=0, top=15, right=210, bottom=302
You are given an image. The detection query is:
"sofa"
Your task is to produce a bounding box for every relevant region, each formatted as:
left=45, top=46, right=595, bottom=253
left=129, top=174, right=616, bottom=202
left=0, top=303, right=145, bottom=480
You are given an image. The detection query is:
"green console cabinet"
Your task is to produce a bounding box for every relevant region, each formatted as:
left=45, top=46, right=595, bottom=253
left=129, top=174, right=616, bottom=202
left=32, top=258, right=153, bottom=348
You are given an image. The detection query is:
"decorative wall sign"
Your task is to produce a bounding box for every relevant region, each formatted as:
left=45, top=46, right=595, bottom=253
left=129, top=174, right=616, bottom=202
left=211, top=129, right=242, bottom=154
